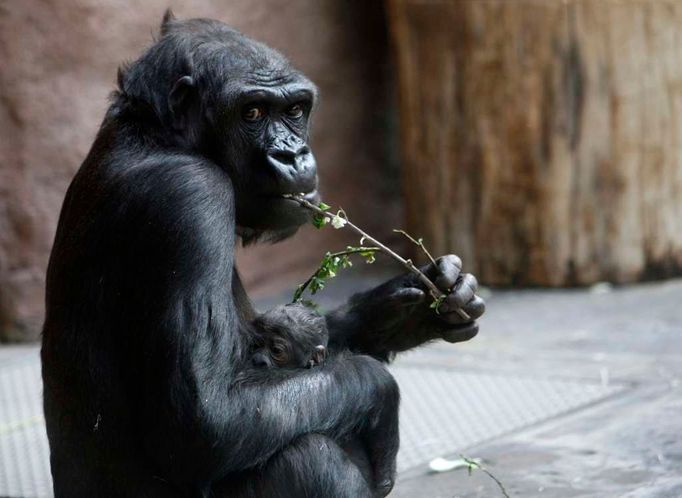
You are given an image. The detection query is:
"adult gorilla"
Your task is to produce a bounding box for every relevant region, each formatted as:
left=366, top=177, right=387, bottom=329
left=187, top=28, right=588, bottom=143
left=41, top=12, right=484, bottom=498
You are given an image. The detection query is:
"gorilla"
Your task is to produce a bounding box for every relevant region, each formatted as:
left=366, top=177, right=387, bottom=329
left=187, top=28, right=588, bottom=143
left=41, top=11, right=484, bottom=498
left=249, top=303, right=328, bottom=369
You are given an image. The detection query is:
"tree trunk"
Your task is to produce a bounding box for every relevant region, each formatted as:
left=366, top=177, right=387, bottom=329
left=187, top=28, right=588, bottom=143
left=387, top=0, right=682, bottom=286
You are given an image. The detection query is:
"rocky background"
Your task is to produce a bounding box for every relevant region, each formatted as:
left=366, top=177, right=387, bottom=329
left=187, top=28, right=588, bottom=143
left=0, top=0, right=401, bottom=341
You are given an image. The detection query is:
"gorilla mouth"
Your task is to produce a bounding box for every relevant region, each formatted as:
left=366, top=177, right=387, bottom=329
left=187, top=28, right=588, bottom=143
left=276, top=190, right=320, bottom=209
left=281, top=190, right=319, bottom=202
left=237, top=190, right=320, bottom=234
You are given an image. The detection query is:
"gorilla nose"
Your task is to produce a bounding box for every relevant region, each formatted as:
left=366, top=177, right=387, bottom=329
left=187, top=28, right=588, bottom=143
left=269, top=144, right=309, bottom=163
left=266, top=144, right=317, bottom=193
left=268, top=144, right=312, bottom=170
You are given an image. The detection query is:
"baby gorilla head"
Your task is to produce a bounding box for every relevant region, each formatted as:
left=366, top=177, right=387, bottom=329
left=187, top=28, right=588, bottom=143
left=251, top=303, right=328, bottom=369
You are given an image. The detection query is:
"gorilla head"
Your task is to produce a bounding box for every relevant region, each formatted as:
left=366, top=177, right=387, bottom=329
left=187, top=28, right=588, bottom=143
left=117, top=11, right=320, bottom=243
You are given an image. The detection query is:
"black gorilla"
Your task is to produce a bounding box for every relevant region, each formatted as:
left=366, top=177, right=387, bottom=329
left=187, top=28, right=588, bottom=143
left=41, top=12, right=485, bottom=498
left=249, top=303, right=328, bottom=369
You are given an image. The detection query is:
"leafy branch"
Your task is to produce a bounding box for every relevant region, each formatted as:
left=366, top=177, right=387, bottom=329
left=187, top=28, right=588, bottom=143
left=283, top=195, right=470, bottom=320
left=292, top=246, right=380, bottom=302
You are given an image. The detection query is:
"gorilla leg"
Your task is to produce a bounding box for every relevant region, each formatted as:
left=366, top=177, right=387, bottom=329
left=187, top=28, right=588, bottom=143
left=213, top=434, right=373, bottom=498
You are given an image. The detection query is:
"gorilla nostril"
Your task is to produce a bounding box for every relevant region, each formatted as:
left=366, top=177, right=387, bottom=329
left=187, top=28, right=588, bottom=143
left=268, top=145, right=310, bottom=165
left=269, top=150, right=295, bottom=164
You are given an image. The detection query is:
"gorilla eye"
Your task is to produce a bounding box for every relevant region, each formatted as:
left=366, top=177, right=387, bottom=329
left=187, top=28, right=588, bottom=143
left=286, top=104, right=304, bottom=119
left=271, top=343, right=289, bottom=365
left=243, top=106, right=266, bottom=122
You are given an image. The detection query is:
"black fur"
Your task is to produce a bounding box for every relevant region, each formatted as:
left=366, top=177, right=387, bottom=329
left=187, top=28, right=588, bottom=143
left=42, top=12, right=484, bottom=498
left=249, top=303, right=328, bottom=369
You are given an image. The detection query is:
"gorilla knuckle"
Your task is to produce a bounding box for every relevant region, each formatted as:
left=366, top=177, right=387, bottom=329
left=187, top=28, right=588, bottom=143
left=463, top=273, right=479, bottom=290
left=439, top=254, right=462, bottom=269
left=467, top=296, right=486, bottom=318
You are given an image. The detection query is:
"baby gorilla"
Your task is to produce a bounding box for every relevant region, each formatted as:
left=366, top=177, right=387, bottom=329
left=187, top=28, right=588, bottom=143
left=251, top=303, right=328, bottom=369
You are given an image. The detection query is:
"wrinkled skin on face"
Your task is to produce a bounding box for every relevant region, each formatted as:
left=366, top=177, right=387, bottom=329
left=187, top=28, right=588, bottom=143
left=162, top=22, right=321, bottom=243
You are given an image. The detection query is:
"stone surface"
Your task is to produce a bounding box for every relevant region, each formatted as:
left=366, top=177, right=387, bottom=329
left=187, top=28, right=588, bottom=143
left=0, top=0, right=399, bottom=341
left=388, top=0, right=682, bottom=286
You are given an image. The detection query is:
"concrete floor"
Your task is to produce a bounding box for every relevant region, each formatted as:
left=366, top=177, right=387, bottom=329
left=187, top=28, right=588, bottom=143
left=388, top=278, right=682, bottom=497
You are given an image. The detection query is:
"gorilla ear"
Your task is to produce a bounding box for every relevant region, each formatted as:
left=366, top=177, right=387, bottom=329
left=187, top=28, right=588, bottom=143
left=168, top=75, right=196, bottom=131
left=160, top=9, right=176, bottom=36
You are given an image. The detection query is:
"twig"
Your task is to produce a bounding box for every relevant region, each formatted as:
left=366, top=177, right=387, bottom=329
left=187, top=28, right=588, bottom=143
left=284, top=195, right=470, bottom=320
left=393, top=229, right=437, bottom=266
left=293, top=247, right=381, bottom=302
left=461, top=455, right=510, bottom=498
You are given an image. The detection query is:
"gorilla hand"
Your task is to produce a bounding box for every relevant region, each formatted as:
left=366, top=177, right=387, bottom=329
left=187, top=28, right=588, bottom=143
left=327, top=255, right=485, bottom=359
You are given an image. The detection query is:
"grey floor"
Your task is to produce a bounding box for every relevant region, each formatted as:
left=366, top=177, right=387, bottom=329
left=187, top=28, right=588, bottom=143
left=1, top=276, right=681, bottom=497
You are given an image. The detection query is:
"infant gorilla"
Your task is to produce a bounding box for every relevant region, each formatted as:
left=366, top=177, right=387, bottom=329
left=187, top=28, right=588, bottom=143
left=250, top=303, right=328, bottom=369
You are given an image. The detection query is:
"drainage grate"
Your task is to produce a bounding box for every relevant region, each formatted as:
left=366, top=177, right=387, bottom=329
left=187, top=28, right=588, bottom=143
left=0, top=349, right=626, bottom=497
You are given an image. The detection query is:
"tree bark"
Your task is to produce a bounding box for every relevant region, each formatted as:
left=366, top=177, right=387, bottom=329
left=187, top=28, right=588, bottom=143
left=387, top=0, right=682, bottom=285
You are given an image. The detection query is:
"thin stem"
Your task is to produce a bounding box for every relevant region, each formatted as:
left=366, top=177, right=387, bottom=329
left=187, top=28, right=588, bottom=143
left=393, top=229, right=437, bottom=266
left=284, top=195, right=470, bottom=320
left=461, top=456, right=510, bottom=498
left=328, top=247, right=381, bottom=258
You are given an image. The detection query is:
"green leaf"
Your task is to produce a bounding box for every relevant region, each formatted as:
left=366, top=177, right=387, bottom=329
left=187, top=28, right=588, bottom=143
left=430, top=295, right=446, bottom=314
left=318, top=202, right=331, bottom=211
left=310, top=276, right=326, bottom=294
left=312, top=214, right=328, bottom=229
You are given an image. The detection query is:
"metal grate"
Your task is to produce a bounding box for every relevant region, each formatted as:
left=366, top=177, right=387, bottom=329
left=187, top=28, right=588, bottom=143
left=390, top=364, right=626, bottom=472
left=0, top=348, right=626, bottom=497
left=0, top=353, right=51, bottom=498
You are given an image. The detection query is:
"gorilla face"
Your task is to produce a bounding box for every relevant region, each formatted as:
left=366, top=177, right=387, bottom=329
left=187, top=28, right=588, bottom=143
left=165, top=23, right=321, bottom=243
left=251, top=303, right=328, bottom=369
left=220, top=76, right=321, bottom=240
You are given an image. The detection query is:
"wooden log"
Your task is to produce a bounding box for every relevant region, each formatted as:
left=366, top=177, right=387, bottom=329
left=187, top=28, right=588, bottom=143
left=387, top=0, right=682, bottom=285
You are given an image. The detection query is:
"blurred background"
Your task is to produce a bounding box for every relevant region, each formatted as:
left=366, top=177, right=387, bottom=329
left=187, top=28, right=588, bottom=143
left=2, top=0, right=682, bottom=343
left=4, top=0, right=681, bottom=343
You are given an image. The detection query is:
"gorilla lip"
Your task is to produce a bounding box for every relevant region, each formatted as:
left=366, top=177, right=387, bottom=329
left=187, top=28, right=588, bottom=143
left=280, top=190, right=319, bottom=204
